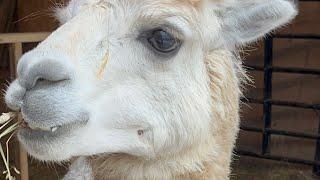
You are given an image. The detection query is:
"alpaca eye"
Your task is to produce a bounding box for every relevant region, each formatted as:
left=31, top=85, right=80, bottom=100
left=147, top=30, right=180, bottom=53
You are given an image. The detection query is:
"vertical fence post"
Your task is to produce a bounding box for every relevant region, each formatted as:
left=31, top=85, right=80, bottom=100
left=11, top=42, right=29, bottom=180
left=313, top=110, right=320, bottom=175
left=262, top=35, right=274, bottom=155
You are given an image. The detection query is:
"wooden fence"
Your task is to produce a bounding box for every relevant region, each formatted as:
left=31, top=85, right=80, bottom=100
left=0, top=32, right=50, bottom=180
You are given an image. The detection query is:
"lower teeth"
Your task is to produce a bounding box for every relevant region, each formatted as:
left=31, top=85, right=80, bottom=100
left=25, top=123, right=59, bottom=132
left=51, top=127, right=58, bottom=132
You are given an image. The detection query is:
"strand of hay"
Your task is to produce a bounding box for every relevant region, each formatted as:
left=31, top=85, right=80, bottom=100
left=0, top=112, right=20, bottom=180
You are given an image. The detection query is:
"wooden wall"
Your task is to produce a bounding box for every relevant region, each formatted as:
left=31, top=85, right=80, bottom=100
left=238, top=1, right=320, bottom=163
left=0, top=0, right=16, bottom=101
left=15, top=0, right=64, bottom=32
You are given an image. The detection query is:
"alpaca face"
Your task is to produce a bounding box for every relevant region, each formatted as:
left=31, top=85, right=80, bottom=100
left=5, top=0, right=296, bottom=162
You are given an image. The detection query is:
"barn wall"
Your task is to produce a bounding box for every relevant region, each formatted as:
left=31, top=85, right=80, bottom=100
left=0, top=0, right=16, bottom=112
left=239, top=1, right=320, bottom=164
left=15, top=0, right=63, bottom=32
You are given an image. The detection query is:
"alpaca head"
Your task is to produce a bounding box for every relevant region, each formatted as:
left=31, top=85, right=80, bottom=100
left=5, top=0, right=296, bottom=162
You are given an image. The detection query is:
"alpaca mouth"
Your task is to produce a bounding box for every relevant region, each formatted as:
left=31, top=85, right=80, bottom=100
left=17, top=117, right=88, bottom=149
left=17, top=118, right=87, bottom=161
left=20, top=120, right=61, bottom=132
left=18, top=112, right=89, bottom=138
left=19, top=118, right=88, bottom=135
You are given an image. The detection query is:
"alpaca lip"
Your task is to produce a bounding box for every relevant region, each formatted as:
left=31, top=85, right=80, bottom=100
left=20, top=119, right=61, bottom=132
left=18, top=118, right=88, bottom=137
left=17, top=119, right=88, bottom=150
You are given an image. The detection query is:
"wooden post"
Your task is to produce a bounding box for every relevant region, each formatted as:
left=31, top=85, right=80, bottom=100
left=19, top=123, right=29, bottom=180
left=2, top=33, right=50, bottom=180
left=11, top=43, right=29, bottom=180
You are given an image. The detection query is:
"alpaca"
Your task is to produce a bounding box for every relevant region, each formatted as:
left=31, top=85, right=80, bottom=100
left=5, top=0, right=297, bottom=179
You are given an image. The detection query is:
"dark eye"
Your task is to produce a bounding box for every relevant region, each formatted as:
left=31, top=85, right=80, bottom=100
left=147, top=30, right=181, bottom=53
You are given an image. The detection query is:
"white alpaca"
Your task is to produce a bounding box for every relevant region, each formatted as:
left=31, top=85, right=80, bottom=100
left=5, top=0, right=297, bottom=179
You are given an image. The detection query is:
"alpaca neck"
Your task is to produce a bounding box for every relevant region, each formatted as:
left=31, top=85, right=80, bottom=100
left=88, top=138, right=230, bottom=180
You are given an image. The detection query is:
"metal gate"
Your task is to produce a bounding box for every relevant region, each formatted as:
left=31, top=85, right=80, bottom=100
left=236, top=0, right=320, bottom=176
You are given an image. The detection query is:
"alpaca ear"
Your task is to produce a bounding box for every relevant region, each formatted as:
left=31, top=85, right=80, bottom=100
left=218, top=0, right=298, bottom=46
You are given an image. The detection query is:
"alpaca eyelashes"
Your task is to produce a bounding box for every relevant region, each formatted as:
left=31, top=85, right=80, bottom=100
left=147, top=29, right=181, bottom=54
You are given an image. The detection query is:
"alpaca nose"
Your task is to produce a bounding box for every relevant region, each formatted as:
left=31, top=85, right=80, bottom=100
left=17, top=52, right=74, bottom=90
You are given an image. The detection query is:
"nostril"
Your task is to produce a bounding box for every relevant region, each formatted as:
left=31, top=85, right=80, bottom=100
left=5, top=80, right=26, bottom=111
left=36, top=77, right=46, bottom=82
left=34, top=76, right=56, bottom=84
left=17, top=56, right=74, bottom=89
left=32, top=77, right=52, bottom=88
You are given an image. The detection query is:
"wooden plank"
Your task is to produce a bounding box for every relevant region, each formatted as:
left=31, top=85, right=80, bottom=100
left=8, top=43, right=20, bottom=180
left=10, top=43, right=29, bottom=180
left=0, top=32, right=50, bottom=44
left=14, top=43, right=29, bottom=180
left=19, top=129, right=29, bottom=180
left=13, top=43, right=22, bottom=68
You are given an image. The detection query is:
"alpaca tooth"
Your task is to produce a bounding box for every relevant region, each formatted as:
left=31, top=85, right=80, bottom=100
left=28, top=124, right=38, bottom=130
left=51, top=126, right=58, bottom=132
left=28, top=124, right=51, bottom=131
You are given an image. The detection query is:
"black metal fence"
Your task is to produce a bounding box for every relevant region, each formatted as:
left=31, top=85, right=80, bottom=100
left=236, top=0, right=320, bottom=176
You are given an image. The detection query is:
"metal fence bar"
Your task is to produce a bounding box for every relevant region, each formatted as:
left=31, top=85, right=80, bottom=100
left=299, top=0, right=320, bottom=2
left=243, top=98, right=320, bottom=110
left=314, top=111, right=320, bottom=175
left=274, top=34, right=320, bottom=39
left=262, top=35, right=273, bottom=155
left=238, top=0, right=320, bottom=175
left=246, top=65, right=320, bottom=75
left=236, top=150, right=320, bottom=166
left=240, top=126, right=320, bottom=139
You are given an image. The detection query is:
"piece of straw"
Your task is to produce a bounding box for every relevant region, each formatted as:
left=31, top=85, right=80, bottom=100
left=97, top=52, right=109, bottom=78
left=0, top=112, right=19, bottom=180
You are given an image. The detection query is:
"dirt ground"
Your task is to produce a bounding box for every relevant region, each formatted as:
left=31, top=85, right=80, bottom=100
left=232, top=156, right=319, bottom=180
